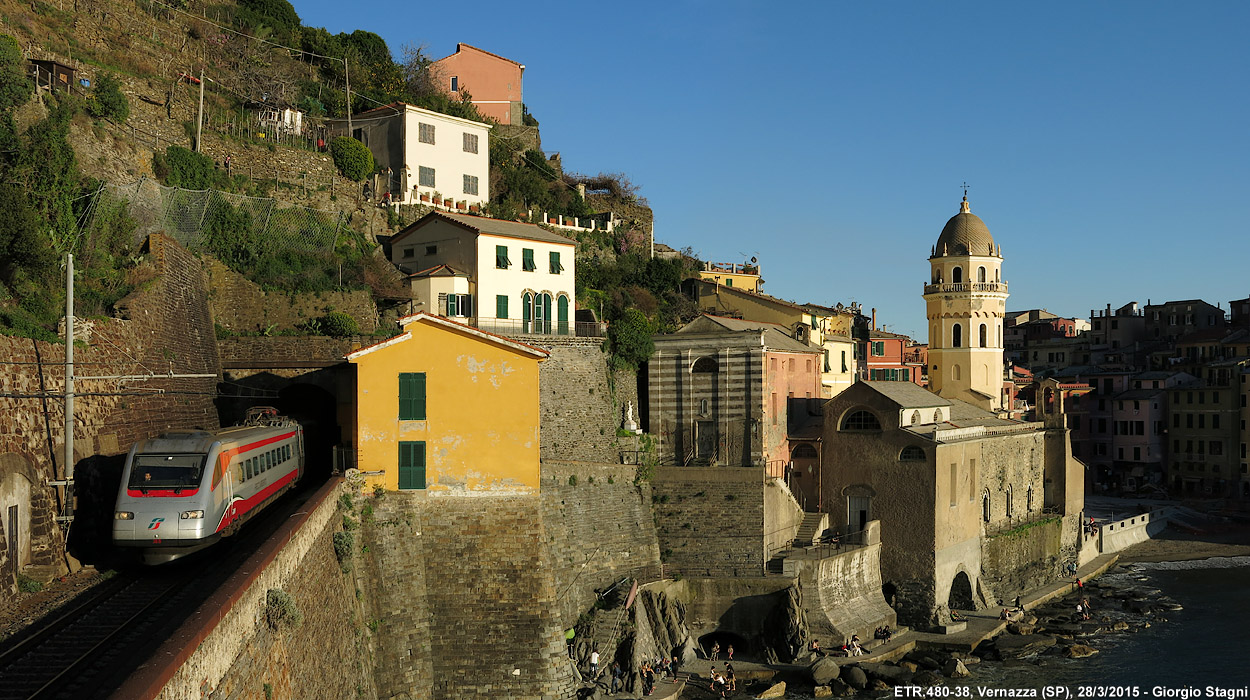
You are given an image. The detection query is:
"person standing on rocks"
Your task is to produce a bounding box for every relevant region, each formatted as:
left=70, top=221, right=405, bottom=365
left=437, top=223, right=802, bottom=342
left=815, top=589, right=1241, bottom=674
left=589, top=648, right=600, bottom=679
left=610, top=662, right=622, bottom=694
left=671, top=655, right=680, bottom=678
left=724, top=662, right=736, bottom=691
left=727, top=644, right=733, bottom=660
left=710, top=640, right=720, bottom=661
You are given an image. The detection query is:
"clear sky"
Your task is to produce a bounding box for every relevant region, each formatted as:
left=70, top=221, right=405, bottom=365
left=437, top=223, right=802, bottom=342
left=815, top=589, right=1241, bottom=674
left=294, top=1, right=1250, bottom=342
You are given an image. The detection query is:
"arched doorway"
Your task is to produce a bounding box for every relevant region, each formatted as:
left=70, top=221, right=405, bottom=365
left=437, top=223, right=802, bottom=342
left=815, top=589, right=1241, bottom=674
left=948, top=571, right=974, bottom=612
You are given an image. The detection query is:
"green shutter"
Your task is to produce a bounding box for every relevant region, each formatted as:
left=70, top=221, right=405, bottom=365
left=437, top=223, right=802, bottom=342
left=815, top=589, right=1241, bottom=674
left=523, top=248, right=536, bottom=271
left=557, top=296, right=569, bottom=335
left=399, top=373, right=426, bottom=420
left=550, top=251, right=563, bottom=273
left=496, top=245, right=509, bottom=268
left=496, top=295, right=508, bottom=319
left=523, top=292, right=532, bottom=333
left=398, top=441, right=426, bottom=490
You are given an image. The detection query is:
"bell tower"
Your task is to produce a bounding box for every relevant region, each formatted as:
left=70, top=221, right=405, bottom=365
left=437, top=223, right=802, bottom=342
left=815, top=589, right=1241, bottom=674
left=924, top=192, right=1009, bottom=411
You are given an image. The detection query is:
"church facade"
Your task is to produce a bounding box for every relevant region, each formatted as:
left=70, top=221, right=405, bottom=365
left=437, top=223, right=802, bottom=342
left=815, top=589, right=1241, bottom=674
left=819, top=196, right=1084, bottom=627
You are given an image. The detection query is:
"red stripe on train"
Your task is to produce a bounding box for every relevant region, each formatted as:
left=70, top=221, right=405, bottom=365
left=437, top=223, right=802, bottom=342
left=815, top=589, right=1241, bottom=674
left=212, top=430, right=298, bottom=490
left=126, top=488, right=200, bottom=498
left=214, top=467, right=299, bottom=533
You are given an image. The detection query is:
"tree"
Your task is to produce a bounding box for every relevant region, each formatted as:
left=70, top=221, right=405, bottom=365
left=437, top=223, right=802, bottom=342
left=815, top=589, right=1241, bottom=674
left=87, top=73, right=129, bottom=121
left=0, top=34, right=33, bottom=113
left=610, top=309, right=655, bottom=370
left=330, top=137, right=373, bottom=181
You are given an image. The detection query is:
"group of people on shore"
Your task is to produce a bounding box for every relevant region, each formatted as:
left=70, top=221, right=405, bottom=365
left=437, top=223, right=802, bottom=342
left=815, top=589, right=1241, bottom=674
left=708, top=662, right=736, bottom=697
left=602, top=655, right=680, bottom=695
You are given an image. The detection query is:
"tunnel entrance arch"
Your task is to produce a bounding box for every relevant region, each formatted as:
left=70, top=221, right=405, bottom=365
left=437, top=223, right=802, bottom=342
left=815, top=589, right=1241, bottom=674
left=948, top=570, right=974, bottom=612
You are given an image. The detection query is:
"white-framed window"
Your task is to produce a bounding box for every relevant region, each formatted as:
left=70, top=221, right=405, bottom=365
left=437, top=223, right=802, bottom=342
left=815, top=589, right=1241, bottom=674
left=418, top=166, right=435, bottom=187
left=463, top=132, right=479, bottom=154
left=450, top=76, right=459, bottom=92
left=463, top=174, right=479, bottom=196
left=418, top=123, right=435, bottom=145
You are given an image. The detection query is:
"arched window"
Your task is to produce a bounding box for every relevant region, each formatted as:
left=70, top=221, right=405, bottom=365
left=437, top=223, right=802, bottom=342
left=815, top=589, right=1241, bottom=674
left=982, top=490, right=991, bottom=522
left=932, top=268, right=941, bottom=284
left=977, top=266, right=986, bottom=283
left=899, top=446, right=925, bottom=461
left=952, top=323, right=962, bottom=348
left=911, top=410, right=921, bottom=425
left=522, top=292, right=533, bottom=333
left=1026, top=485, right=1034, bottom=512
left=557, top=295, right=570, bottom=335
left=933, top=409, right=943, bottom=423
left=699, top=398, right=710, bottom=416
left=792, top=443, right=819, bottom=460
left=979, top=324, right=987, bottom=348
left=692, top=357, right=718, bottom=373
left=840, top=410, right=882, bottom=431
left=995, top=269, right=1000, bottom=282
left=953, top=364, right=961, bottom=381
left=1005, top=484, right=1014, bottom=518
left=952, top=267, right=963, bottom=284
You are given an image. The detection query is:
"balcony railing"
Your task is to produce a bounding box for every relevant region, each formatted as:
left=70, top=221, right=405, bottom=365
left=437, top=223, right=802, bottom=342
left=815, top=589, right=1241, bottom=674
left=923, top=282, right=1008, bottom=294
left=471, top=317, right=606, bottom=338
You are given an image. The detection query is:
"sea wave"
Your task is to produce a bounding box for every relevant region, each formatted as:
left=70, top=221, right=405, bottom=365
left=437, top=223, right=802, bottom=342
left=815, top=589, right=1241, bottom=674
left=1123, top=555, right=1250, bottom=571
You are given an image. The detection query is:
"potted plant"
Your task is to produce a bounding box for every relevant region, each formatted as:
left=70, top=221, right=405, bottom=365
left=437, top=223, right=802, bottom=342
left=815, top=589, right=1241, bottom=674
left=443, top=197, right=454, bottom=207
left=419, top=192, right=430, bottom=202
left=456, top=200, right=468, bottom=210
left=469, top=204, right=480, bottom=213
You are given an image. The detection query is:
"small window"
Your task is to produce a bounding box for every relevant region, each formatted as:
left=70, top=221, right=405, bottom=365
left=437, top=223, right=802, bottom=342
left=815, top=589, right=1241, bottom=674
left=550, top=251, right=564, bottom=274
left=418, top=166, right=435, bottom=187
left=463, top=174, right=479, bottom=196
left=418, top=122, right=435, bottom=144
left=463, top=132, right=478, bottom=153
left=496, top=295, right=509, bottom=319
left=496, top=245, right=511, bottom=269
left=426, top=245, right=437, bottom=256
left=841, top=410, right=882, bottom=431
left=398, top=441, right=426, bottom=490
left=522, top=248, right=536, bottom=271
left=900, top=446, right=925, bottom=461
left=402, top=247, right=414, bottom=259
left=450, top=76, right=459, bottom=92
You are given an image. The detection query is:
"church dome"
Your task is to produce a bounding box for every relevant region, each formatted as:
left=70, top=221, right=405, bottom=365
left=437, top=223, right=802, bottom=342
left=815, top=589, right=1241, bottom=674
left=934, top=197, right=996, bottom=257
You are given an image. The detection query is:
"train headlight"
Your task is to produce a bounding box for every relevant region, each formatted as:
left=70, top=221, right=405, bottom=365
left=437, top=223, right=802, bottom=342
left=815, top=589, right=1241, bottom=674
left=114, top=511, right=134, bottom=520
left=180, top=510, right=205, bottom=519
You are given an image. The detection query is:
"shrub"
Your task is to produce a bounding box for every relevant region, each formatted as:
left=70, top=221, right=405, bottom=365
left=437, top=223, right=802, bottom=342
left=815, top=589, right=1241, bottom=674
left=609, top=308, right=654, bottom=369
left=0, top=34, right=34, bottom=112
left=321, top=310, right=359, bottom=337
left=263, top=588, right=303, bottom=629
left=87, top=73, right=129, bottom=122
left=16, top=573, right=42, bottom=593
left=329, top=137, right=373, bottom=181
left=333, top=530, right=354, bottom=571
left=154, top=145, right=225, bottom=190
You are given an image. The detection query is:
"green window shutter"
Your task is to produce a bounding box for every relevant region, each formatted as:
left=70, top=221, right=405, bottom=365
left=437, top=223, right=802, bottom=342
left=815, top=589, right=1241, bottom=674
left=523, top=248, right=536, bottom=271
left=398, top=441, right=426, bottom=490
left=496, top=245, right=509, bottom=269
left=399, top=373, right=427, bottom=420
left=549, top=251, right=563, bottom=274
left=557, top=296, right=569, bottom=335
left=496, top=295, right=508, bottom=319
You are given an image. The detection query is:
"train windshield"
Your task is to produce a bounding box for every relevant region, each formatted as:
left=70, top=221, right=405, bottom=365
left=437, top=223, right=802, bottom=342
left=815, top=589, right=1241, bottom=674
left=129, top=454, right=207, bottom=490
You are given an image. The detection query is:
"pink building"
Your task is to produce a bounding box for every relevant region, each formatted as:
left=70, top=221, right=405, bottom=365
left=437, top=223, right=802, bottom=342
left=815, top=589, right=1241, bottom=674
left=430, top=44, right=524, bottom=125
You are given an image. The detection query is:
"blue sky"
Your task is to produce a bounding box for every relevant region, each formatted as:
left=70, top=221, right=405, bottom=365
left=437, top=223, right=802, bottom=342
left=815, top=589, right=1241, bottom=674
left=295, top=1, right=1250, bottom=341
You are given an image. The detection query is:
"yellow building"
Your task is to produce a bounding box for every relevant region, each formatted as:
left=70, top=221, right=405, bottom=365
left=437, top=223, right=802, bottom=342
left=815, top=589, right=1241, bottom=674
left=697, top=261, right=764, bottom=292
left=344, top=312, right=548, bottom=493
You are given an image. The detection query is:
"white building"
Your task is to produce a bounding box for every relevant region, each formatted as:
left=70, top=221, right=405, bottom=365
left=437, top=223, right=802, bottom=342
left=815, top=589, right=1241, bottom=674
left=329, top=103, right=490, bottom=207
left=389, top=212, right=577, bottom=336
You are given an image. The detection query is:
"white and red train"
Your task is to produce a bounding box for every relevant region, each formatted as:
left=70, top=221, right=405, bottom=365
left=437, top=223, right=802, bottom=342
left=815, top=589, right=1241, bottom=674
left=113, top=407, right=304, bottom=564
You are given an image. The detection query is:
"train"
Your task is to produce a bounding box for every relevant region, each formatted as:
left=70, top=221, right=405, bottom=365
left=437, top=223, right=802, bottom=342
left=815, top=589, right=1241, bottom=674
left=113, top=407, right=305, bottom=564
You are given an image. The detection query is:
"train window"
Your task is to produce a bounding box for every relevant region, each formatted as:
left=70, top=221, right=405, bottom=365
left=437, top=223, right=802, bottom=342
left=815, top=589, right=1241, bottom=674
left=264, top=453, right=270, bottom=471
left=245, top=459, right=252, bottom=479
left=284, top=445, right=290, bottom=461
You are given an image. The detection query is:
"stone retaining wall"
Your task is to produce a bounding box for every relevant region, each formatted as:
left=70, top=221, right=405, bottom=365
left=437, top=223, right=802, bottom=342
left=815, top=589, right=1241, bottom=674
left=650, top=466, right=767, bottom=577
left=539, top=460, right=662, bottom=629
left=205, top=257, right=378, bottom=335
left=528, top=338, right=638, bottom=463
left=980, top=516, right=1065, bottom=605
left=789, top=521, right=895, bottom=645
left=1098, top=508, right=1171, bottom=554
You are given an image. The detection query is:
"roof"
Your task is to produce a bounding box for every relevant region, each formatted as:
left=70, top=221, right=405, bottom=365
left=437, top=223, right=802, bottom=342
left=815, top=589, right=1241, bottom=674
left=865, top=381, right=951, bottom=409
left=1134, top=370, right=1180, bottom=380
left=437, top=43, right=525, bottom=68
left=342, top=102, right=492, bottom=130
left=1114, top=388, right=1164, bottom=401
left=390, top=211, right=577, bottom=248
left=405, top=264, right=467, bottom=279
left=666, top=315, right=819, bottom=355
left=870, top=329, right=911, bottom=340
left=934, top=197, right=996, bottom=257
left=347, top=312, right=549, bottom=361
left=690, top=277, right=808, bottom=313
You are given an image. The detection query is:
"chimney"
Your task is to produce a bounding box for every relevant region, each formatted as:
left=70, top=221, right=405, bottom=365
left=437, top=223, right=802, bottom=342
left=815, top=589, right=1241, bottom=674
left=871, top=308, right=877, bottom=331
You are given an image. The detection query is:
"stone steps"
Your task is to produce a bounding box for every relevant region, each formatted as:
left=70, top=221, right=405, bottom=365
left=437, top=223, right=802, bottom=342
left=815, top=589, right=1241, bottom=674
left=793, top=512, right=829, bottom=547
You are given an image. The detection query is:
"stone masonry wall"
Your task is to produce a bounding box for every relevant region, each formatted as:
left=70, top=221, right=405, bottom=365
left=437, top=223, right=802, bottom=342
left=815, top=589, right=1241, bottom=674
left=363, top=492, right=575, bottom=700
left=650, top=466, right=766, bottom=577
left=205, top=257, right=378, bottom=335
left=540, top=460, right=662, bottom=629
left=529, top=338, right=638, bottom=464
left=980, top=516, right=1065, bottom=605
left=0, top=234, right=220, bottom=600
left=217, top=336, right=366, bottom=367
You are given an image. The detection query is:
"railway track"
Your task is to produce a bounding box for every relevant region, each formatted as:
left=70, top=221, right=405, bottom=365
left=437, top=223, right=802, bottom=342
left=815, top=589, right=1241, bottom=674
left=0, top=480, right=320, bottom=699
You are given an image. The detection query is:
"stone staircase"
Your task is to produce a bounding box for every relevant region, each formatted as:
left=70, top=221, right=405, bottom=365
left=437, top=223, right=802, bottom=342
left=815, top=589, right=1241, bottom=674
left=793, top=512, right=830, bottom=547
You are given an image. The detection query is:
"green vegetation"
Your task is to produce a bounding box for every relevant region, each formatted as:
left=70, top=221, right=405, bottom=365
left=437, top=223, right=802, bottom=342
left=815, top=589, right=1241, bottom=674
left=329, top=137, right=373, bottom=181
left=153, top=145, right=229, bottom=190
left=16, top=573, right=42, bottom=593
left=263, top=588, right=304, bottom=629
left=989, top=516, right=1061, bottom=540
left=333, top=531, right=354, bottom=572
left=86, top=73, right=128, bottom=121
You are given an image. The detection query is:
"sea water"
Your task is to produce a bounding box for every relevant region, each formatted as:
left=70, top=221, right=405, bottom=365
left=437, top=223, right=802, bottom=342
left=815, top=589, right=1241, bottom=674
left=944, top=558, right=1250, bottom=693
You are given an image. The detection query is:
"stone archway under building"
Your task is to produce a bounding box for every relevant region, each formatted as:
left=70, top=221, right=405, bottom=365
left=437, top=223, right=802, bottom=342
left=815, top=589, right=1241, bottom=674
left=947, top=570, right=975, bottom=612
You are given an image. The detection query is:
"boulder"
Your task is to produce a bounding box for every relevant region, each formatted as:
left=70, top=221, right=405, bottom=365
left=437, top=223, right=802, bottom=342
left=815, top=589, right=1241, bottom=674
left=859, top=662, right=914, bottom=685
left=809, top=657, right=841, bottom=685
left=962, top=655, right=981, bottom=665
left=871, top=679, right=893, bottom=690
left=814, top=686, right=833, bottom=698
left=1007, top=622, right=1037, bottom=635
left=943, top=659, right=971, bottom=678
left=755, top=681, right=787, bottom=699
left=842, top=666, right=868, bottom=690
left=912, top=670, right=944, bottom=686
left=1063, top=644, right=1100, bottom=659
left=900, top=661, right=919, bottom=672
left=994, top=634, right=1057, bottom=658
left=1110, top=621, right=1129, bottom=631
left=828, top=678, right=854, bottom=697
left=679, top=638, right=699, bottom=667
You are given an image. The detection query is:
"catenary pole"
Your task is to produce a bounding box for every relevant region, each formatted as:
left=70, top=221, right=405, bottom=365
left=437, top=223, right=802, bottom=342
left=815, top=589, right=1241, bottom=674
left=64, top=253, right=74, bottom=506
left=195, top=67, right=205, bottom=152
left=344, top=57, right=352, bottom=135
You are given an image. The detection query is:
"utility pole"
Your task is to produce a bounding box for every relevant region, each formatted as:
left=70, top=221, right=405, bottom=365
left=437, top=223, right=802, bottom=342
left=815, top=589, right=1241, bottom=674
left=63, top=253, right=75, bottom=518
left=195, top=67, right=205, bottom=152
left=344, top=56, right=352, bottom=135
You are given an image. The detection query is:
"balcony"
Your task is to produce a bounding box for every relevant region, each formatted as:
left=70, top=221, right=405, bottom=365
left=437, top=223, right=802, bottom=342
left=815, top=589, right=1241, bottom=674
left=472, top=317, right=606, bottom=338
left=923, top=281, right=1009, bottom=295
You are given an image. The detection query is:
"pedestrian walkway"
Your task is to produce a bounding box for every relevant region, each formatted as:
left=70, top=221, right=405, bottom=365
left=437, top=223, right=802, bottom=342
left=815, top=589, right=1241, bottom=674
left=909, top=552, right=1120, bottom=653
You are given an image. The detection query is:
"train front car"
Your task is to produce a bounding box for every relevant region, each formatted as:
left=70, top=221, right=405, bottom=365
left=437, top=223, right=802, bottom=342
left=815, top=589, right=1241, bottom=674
left=113, top=431, right=224, bottom=564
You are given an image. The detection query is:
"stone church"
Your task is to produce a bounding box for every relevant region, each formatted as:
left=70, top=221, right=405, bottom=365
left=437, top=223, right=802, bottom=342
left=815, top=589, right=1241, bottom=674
left=820, top=196, right=1084, bottom=627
